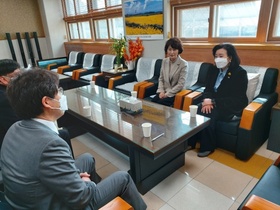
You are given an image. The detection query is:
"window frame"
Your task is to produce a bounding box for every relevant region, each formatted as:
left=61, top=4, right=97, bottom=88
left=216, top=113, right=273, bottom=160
left=67, top=20, right=93, bottom=41
left=61, top=0, right=123, bottom=42
left=267, top=0, right=280, bottom=42
left=172, top=0, right=275, bottom=44
left=173, top=3, right=210, bottom=42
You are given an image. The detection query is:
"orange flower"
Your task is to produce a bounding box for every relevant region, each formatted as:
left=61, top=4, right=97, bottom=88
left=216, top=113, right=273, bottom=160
left=123, top=37, right=144, bottom=61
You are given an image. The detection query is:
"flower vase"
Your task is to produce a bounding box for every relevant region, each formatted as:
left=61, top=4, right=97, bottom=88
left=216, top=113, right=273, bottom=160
left=114, top=55, right=123, bottom=71
left=126, top=60, right=135, bottom=70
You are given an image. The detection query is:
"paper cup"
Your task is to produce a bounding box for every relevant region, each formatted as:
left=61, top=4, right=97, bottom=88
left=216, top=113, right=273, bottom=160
left=90, top=81, right=95, bottom=88
left=131, top=91, right=137, bottom=98
left=142, top=123, right=152, bottom=137
left=82, top=105, right=91, bottom=117
left=189, top=105, right=198, bottom=117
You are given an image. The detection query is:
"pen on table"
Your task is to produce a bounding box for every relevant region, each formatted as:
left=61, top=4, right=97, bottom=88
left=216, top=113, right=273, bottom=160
left=151, top=133, right=164, bottom=142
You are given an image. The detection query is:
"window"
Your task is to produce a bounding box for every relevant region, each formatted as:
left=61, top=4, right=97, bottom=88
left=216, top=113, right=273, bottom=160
left=108, top=17, right=124, bottom=39
left=268, top=0, right=280, bottom=41
left=94, top=19, right=109, bottom=39
left=212, top=1, right=261, bottom=38
left=64, top=0, right=88, bottom=16
left=69, top=21, right=91, bottom=40
left=177, top=6, right=209, bottom=38
left=172, top=0, right=275, bottom=43
left=69, top=23, right=79, bottom=39
left=62, top=0, right=123, bottom=41
left=92, top=0, right=122, bottom=10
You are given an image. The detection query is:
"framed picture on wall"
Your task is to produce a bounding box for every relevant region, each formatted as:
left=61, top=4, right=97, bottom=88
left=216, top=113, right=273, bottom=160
left=123, top=0, right=164, bottom=40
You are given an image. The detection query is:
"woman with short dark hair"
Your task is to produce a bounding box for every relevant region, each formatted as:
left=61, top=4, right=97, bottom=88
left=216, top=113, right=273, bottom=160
left=188, top=43, right=248, bottom=157
left=152, top=37, right=188, bottom=106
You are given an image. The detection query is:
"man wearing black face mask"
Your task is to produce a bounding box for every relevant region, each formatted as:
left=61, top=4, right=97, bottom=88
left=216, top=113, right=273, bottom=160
left=1, top=69, right=146, bottom=210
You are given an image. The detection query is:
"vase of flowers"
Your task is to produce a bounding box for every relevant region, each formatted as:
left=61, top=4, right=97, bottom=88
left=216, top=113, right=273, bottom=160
left=123, top=37, right=144, bottom=70
left=111, top=36, right=126, bottom=70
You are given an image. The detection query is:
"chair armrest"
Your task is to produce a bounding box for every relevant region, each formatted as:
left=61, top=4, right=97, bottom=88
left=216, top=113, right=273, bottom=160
left=242, top=195, right=280, bottom=210
left=93, top=73, right=104, bottom=81
left=239, top=102, right=262, bottom=130
left=182, top=91, right=203, bottom=111
left=111, top=73, right=136, bottom=87
left=47, top=63, right=57, bottom=70
left=99, top=196, right=134, bottom=210
left=133, top=81, right=148, bottom=92
left=72, top=69, right=87, bottom=80
left=108, top=76, right=123, bottom=89
left=174, top=90, right=192, bottom=110
left=57, top=65, right=71, bottom=74
left=138, top=82, right=154, bottom=99
left=236, top=93, right=278, bottom=160
left=72, top=68, right=100, bottom=80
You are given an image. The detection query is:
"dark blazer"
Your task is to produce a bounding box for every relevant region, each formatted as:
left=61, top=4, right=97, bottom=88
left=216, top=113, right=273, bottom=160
left=0, top=85, right=19, bottom=146
left=203, top=65, right=248, bottom=120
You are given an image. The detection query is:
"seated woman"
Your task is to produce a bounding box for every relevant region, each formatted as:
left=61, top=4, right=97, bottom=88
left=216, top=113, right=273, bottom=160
left=152, top=37, right=188, bottom=106
left=188, top=43, right=248, bottom=157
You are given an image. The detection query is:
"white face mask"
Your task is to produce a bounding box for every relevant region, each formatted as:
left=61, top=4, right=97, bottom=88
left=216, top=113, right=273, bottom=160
left=50, top=95, right=68, bottom=111
left=215, top=57, right=228, bottom=69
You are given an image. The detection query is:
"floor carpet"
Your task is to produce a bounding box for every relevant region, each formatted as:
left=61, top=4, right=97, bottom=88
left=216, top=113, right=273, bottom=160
left=208, top=148, right=273, bottom=179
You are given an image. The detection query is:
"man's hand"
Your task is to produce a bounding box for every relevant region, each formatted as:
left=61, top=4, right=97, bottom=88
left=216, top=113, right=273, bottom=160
left=80, top=172, right=91, bottom=182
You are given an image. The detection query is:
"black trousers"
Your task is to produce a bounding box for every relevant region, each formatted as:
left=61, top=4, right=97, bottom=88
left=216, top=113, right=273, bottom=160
left=188, top=104, right=233, bottom=152
left=151, top=93, right=175, bottom=107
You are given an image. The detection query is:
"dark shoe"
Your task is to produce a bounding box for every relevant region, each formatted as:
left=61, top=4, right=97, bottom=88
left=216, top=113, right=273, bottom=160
left=92, top=173, right=102, bottom=184
left=197, top=150, right=213, bottom=157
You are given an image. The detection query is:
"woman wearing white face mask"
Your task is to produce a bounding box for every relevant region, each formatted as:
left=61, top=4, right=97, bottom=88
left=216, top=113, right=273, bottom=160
left=187, top=43, right=248, bottom=157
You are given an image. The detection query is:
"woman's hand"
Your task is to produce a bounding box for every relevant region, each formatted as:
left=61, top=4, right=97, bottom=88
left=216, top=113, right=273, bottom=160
left=159, top=92, right=167, bottom=99
left=201, top=98, right=214, bottom=114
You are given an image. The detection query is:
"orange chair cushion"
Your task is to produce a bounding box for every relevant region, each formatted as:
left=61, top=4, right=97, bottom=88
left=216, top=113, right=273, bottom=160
left=99, top=196, right=134, bottom=210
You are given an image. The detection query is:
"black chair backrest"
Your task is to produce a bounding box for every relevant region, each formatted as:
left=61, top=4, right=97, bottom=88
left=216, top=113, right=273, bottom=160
left=260, top=68, right=278, bottom=94
left=197, top=62, right=213, bottom=85
left=154, top=59, right=162, bottom=77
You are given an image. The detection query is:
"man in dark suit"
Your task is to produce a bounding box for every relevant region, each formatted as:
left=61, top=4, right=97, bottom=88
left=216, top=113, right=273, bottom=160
left=1, top=69, right=146, bottom=209
left=0, top=59, right=21, bottom=147
left=188, top=43, right=248, bottom=157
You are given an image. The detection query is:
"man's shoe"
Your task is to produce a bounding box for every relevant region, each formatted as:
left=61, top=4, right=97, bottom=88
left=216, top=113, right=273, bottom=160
left=197, top=150, right=213, bottom=157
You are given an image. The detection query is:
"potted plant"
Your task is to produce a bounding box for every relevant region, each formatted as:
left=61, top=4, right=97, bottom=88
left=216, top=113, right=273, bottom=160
left=123, top=37, right=144, bottom=70
left=111, top=36, right=126, bottom=70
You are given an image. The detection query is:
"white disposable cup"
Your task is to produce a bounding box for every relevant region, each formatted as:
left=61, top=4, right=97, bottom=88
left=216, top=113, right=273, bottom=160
left=189, top=105, right=198, bottom=117
left=82, top=105, right=91, bottom=117
left=142, top=123, right=152, bottom=137
left=90, top=81, right=95, bottom=88
left=131, top=91, right=137, bottom=98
